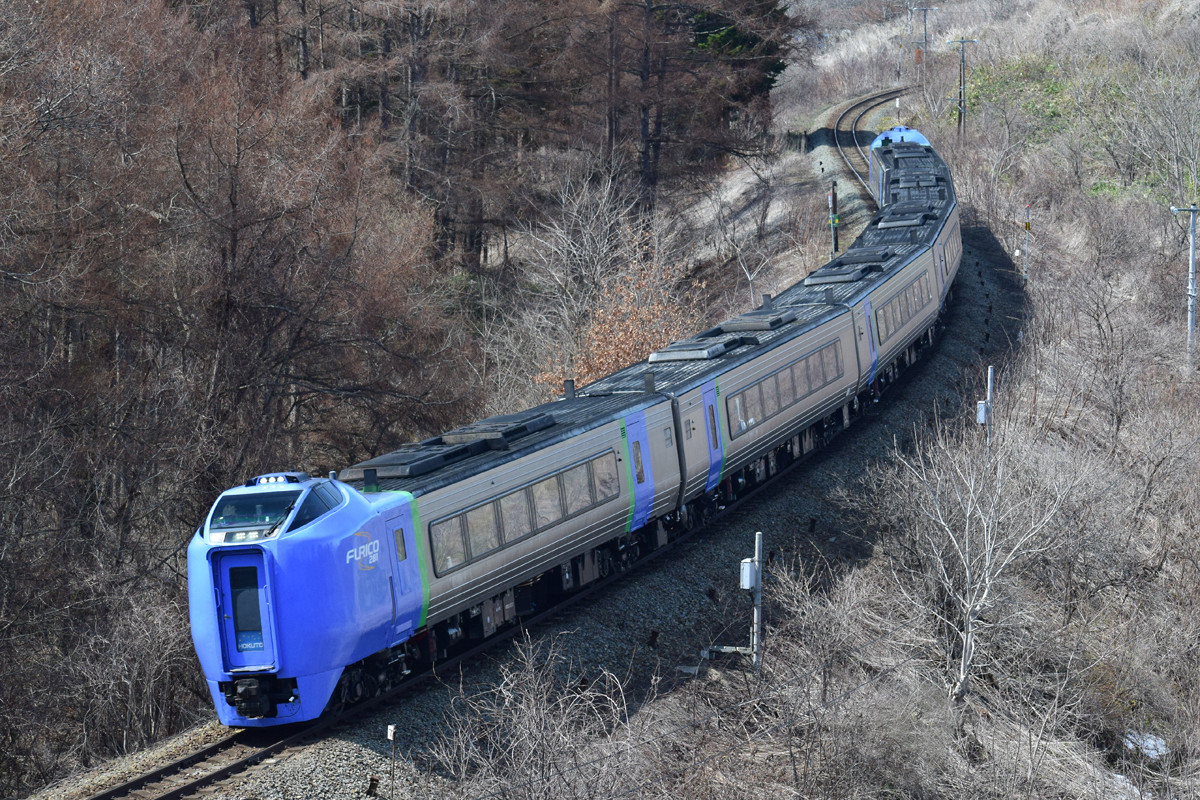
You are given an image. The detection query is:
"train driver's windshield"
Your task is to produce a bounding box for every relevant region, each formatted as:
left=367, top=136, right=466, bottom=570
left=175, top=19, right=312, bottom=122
left=209, top=491, right=302, bottom=531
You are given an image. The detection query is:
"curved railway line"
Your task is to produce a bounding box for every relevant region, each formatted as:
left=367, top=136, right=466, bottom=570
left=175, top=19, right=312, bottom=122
left=74, top=87, right=914, bottom=800
left=834, top=86, right=908, bottom=201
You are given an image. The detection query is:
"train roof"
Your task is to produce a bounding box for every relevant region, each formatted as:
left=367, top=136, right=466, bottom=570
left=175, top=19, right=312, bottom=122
left=870, top=125, right=930, bottom=149
left=338, top=391, right=666, bottom=496
left=579, top=299, right=845, bottom=397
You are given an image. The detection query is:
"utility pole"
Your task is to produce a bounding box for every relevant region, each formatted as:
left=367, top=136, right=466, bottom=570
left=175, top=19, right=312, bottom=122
left=911, top=6, right=938, bottom=83
left=1171, top=204, right=1199, bottom=364
left=948, top=38, right=978, bottom=136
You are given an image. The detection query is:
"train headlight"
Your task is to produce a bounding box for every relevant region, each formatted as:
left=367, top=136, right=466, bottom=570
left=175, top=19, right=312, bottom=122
left=209, top=527, right=279, bottom=544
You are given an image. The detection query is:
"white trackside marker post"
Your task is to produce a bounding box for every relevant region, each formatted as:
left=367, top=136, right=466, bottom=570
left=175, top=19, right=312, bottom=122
left=387, top=724, right=396, bottom=799
left=976, top=365, right=994, bottom=450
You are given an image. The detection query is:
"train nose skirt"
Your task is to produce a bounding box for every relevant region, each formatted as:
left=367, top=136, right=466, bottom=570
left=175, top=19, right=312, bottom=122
left=219, top=675, right=298, bottom=719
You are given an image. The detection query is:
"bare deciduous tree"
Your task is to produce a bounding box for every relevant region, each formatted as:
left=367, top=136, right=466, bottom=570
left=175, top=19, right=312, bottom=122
left=428, top=633, right=661, bottom=800
left=864, top=421, right=1077, bottom=703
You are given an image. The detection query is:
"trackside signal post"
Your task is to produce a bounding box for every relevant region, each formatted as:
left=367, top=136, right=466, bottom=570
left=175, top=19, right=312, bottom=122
left=1171, top=204, right=1198, bottom=365
left=829, top=181, right=839, bottom=257
left=702, top=531, right=764, bottom=671
left=1024, top=205, right=1030, bottom=282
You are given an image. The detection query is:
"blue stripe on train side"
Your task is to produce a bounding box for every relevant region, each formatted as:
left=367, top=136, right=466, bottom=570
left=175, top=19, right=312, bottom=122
left=622, top=411, right=655, bottom=531
left=379, top=493, right=425, bottom=637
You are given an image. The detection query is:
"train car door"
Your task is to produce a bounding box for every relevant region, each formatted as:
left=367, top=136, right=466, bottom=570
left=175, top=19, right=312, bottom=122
left=860, top=299, right=879, bottom=387
left=385, top=496, right=426, bottom=642
left=213, top=550, right=276, bottom=671
left=934, top=241, right=946, bottom=297
left=701, top=381, right=724, bottom=492
left=623, top=412, right=655, bottom=531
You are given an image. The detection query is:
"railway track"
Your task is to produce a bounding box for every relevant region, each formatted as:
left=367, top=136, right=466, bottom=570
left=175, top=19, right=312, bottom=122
left=75, top=86, right=910, bottom=800
left=834, top=86, right=908, bottom=203
left=80, top=728, right=290, bottom=800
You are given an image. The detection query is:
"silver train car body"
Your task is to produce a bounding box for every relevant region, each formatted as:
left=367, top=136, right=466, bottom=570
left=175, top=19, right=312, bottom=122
left=337, top=125, right=960, bottom=660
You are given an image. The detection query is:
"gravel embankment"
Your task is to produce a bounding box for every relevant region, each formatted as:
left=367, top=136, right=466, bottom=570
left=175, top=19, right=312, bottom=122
left=37, top=97, right=1023, bottom=800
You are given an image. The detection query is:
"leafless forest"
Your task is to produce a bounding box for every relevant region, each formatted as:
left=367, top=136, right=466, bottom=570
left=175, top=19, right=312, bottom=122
left=0, top=0, right=802, bottom=793
left=5, top=0, right=1200, bottom=796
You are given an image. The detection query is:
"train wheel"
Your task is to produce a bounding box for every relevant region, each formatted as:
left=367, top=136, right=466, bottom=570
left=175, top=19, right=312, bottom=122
left=597, top=550, right=613, bottom=579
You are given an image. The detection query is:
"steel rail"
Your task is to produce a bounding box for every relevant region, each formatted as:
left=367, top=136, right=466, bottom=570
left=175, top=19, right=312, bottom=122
left=833, top=87, right=908, bottom=202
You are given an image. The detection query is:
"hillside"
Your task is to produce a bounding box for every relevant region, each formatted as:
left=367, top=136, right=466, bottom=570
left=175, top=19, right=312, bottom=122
left=9, top=0, right=1200, bottom=798
left=422, top=1, right=1200, bottom=798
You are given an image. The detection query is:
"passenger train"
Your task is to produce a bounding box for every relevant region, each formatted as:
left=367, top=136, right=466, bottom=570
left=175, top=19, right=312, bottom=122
left=187, top=126, right=961, bottom=726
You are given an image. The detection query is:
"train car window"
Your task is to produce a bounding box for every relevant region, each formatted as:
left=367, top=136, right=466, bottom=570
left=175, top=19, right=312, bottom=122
left=315, top=482, right=343, bottom=509
left=793, top=363, right=810, bottom=398
left=822, top=346, right=841, bottom=381
left=762, top=377, right=780, bottom=418
left=664, top=426, right=673, bottom=447
left=466, top=503, right=501, bottom=558
left=592, top=452, right=620, bottom=500
left=631, top=441, right=646, bottom=484
left=532, top=477, right=563, bottom=529
left=877, top=273, right=934, bottom=346
left=684, top=419, right=693, bottom=440
left=807, top=353, right=825, bottom=389
left=500, top=489, right=533, bottom=542
left=744, top=385, right=763, bottom=427
left=708, top=406, right=719, bottom=449
left=393, top=528, right=407, bottom=562
left=563, top=463, right=593, bottom=515
left=210, top=490, right=300, bottom=530
left=431, top=517, right=467, bottom=573
left=229, top=567, right=263, bottom=653
left=288, top=490, right=332, bottom=531
left=833, top=342, right=844, bottom=375
left=730, top=394, right=747, bottom=432
left=778, top=369, right=796, bottom=406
